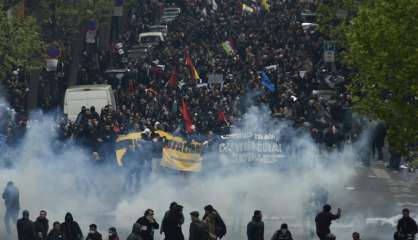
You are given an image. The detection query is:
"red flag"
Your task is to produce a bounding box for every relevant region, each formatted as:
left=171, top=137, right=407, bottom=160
left=184, top=52, right=200, bottom=81
left=217, top=111, right=230, bottom=126
left=181, top=100, right=193, bottom=134
left=168, top=69, right=177, bottom=87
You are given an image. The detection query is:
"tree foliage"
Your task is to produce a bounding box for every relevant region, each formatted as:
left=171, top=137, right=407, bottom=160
left=0, top=4, right=44, bottom=80
left=344, top=0, right=418, bottom=152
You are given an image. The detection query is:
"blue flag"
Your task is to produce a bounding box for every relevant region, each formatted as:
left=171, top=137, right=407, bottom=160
left=260, top=72, right=275, bottom=92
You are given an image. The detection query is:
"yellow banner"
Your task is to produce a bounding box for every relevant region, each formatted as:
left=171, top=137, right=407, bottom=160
left=160, top=148, right=202, bottom=172
left=115, top=131, right=203, bottom=169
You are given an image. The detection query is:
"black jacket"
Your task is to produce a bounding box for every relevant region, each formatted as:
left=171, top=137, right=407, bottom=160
left=17, top=218, right=36, bottom=240
left=189, top=220, right=209, bottom=240
left=35, top=217, right=49, bottom=240
left=398, top=216, right=418, bottom=235
left=48, top=229, right=67, bottom=240
left=136, top=216, right=160, bottom=240
left=163, top=209, right=185, bottom=240
left=86, top=232, right=102, bottom=240
left=61, top=213, right=83, bottom=240
left=315, top=211, right=340, bottom=237
left=247, top=217, right=264, bottom=240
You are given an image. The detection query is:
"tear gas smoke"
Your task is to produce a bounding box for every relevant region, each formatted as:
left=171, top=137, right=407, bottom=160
left=0, top=97, right=396, bottom=240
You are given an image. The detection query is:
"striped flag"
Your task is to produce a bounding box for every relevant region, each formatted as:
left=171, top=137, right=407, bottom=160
left=184, top=52, right=200, bottom=81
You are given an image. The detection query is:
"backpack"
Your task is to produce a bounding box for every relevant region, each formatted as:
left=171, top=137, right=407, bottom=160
left=214, top=213, right=227, bottom=239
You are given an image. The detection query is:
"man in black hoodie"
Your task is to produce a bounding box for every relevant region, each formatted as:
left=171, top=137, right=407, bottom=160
left=61, top=213, right=83, bottom=240
left=35, top=210, right=49, bottom=240
left=17, top=210, right=35, bottom=240
left=136, top=209, right=159, bottom=240
left=247, top=210, right=264, bottom=240
left=163, top=204, right=185, bottom=240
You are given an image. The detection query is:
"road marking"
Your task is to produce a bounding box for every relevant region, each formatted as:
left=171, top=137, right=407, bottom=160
left=372, top=168, right=391, bottom=179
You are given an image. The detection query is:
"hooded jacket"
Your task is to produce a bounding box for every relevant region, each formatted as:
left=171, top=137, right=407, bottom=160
left=247, top=217, right=264, bottom=240
left=61, top=213, right=83, bottom=240
left=127, top=223, right=142, bottom=240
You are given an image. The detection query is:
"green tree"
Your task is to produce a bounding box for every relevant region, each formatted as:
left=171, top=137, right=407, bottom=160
left=0, top=4, right=44, bottom=81
left=31, top=0, right=113, bottom=86
left=344, top=0, right=418, bottom=153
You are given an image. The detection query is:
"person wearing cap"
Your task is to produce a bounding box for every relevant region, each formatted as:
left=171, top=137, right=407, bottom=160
left=17, top=210, right=36, bottom=240
left=270, top=223, right=293, bottom=240
left=189, top=211, right=208, bottom=240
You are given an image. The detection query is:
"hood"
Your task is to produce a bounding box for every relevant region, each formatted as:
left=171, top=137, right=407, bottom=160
left=65, top=213, right=73, bottom=223
left=132, top=223, right=141, bottom=234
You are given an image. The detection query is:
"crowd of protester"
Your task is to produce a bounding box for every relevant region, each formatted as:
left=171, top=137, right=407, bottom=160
left=0, top=0, right=391, bottom=166
left=5, top=181, right=418, bottom=240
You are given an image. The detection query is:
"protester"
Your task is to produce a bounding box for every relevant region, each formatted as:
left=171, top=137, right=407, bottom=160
left=35, top=210, right=49, bottom=240
left=203, top=205, right=226, bottom=240
left=162, top=204, right=185, bottom=240
left=2, top=180, right=20, bottom=234
left=107, top=227, right=119, bottom=240
left=86, top=224, right=102, bottom=240
left=48, top=222, right=67, bottom=240
left=247, top=210, right=264, bottom=240
left=189, top=211, right=209, bottom=240
left=136, top=209, right=160, bottom=240
left=17, top=210, right=36, bottom=240
left=395, top=208, right=418, bottom=240
left=270, top=223, right=293, bottom=240
left=61, top=213, right=83, bottom=240
left=352, top=232, right=361, bottom=240
left=315, top=205, right=342, bottom=240
left=161, top=202, right=179, bottom=235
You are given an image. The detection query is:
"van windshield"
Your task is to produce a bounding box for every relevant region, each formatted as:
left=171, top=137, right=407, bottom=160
left=140, top=36, right=161, bottom=44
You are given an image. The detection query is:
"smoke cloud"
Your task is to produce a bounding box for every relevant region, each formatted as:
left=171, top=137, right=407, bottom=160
left=0, top=96, right=394, bottom=240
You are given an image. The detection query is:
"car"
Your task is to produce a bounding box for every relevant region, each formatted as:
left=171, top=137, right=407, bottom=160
left=301, top=22, right=318, bottom=32
left=148, top=25, right=168, bottom=37
left=138, top=32, right=165, bottom=48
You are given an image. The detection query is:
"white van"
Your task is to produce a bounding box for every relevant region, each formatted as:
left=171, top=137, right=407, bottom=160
left=64, top=85, right=116, bottom=122
left=138, top=32, right=164, bottom=45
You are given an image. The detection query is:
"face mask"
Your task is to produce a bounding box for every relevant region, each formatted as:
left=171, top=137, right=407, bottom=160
left=281, top=229, right=287, bottom=234
left=89, top=230, right=95, bottom=234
